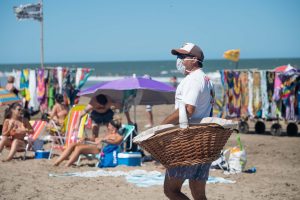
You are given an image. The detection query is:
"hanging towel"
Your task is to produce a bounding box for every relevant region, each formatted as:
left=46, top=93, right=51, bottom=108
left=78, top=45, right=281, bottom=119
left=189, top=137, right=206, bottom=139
left=75, top=68, right=83, bottom=89
left=20, top=69, right=30, bottom=101
left=13, top=70, right=21, bottom=90
left=77, top=68, right=92, bottom=89
left=248, top=71, right=254, bottom=117
left=240, top=71, right=249, bottom=117
left=48, top=70, right=55, bottom=110
left=37, top=69, right=46, bottom=102
left=233, top=71, right=241, bottom=117
left=226, top=71, right=235, bottom=117
left=266, top=71, right=275, bottom=118
left=252, top=71, right=262, bottom=117
left=272, top=73, right=283, bottom=118
left=39, top=70, right=49, bottom=113
left=282, top=79, right=296, bottom=120
left=273, top=72, right=282, bottom=102
left=260, top=70, right=269, bottom=119
left=63, top=69, right=78, bottom=106
left=57, top=66, right=63, bottom=94
left=28, top=70, right=39, bottom=112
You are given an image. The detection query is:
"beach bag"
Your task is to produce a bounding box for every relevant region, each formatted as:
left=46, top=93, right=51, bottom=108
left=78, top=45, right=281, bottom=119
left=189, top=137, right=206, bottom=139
left=134, top=102, right=238, bottom=168
left=227, top=134, right=247, bottom=173
left=227, top=147, right=247, bottom=173
left=211, top=149, right=230, bottom=170
left=99, top=144, right=119, bottom=168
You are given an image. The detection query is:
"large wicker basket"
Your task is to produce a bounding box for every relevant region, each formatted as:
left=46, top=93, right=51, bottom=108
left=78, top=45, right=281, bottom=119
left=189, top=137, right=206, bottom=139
left=134, top=123, right=233, bottom=168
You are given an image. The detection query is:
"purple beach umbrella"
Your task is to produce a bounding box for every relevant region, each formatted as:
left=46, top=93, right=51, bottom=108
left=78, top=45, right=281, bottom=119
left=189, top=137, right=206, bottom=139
left=78, top=76, right=176, bottom=105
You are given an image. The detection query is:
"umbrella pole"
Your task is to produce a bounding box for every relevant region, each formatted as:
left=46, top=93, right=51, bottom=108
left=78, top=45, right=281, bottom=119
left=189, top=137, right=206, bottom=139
left=134, top=104, right=137, bottom=123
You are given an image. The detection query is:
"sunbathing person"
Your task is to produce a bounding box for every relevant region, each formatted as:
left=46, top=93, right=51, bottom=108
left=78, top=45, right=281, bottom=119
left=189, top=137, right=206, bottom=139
left=53, top=118, right=123, bottom=167
left=49, top=94, right=69, bottom=127
left=0, top=103, right=33, bottom=161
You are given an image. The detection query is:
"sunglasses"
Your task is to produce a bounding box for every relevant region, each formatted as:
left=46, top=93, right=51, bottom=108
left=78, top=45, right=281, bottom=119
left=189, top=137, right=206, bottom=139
left=177, top=54, right=194, bottom=59
left=16, top=108, right=23, bottom=112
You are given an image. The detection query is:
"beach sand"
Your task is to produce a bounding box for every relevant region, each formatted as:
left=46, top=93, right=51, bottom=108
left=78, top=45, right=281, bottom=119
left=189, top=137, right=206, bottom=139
left=0, top=98, right=300, bottom=199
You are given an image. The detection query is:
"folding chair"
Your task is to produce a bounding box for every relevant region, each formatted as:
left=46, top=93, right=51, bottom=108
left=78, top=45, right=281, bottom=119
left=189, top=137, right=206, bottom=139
left=46, top=117, right=67, bottom=146
left=23, top=120, right=48, bottom=159
left=119, top=124, right=136, bottom=152
left=48, top=104, right=88, bottom=159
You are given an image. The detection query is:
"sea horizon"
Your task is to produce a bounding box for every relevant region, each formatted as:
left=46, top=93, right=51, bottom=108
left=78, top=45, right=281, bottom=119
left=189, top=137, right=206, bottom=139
left=1, top=57, right=300, bottom=65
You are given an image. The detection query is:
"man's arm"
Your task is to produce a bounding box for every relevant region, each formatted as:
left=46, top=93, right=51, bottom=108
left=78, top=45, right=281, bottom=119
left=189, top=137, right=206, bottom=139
left=161, top=104, right=195, bottom=125
left=75, top=104, right=93, bottom=130
left=161, top=109, right=179, bottom=125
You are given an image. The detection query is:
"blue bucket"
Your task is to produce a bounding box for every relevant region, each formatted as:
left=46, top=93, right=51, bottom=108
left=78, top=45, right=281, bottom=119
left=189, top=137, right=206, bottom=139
left=35, top=150, right=50, bottom=159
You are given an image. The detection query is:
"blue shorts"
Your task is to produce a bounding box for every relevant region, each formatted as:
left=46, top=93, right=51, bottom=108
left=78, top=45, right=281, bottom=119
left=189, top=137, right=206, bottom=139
left=166, top=163, right=211, bottom=181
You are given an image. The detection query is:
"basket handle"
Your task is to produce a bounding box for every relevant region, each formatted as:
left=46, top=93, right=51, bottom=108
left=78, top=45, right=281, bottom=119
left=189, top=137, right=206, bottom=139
left=179, top=101, right=188, bottom=128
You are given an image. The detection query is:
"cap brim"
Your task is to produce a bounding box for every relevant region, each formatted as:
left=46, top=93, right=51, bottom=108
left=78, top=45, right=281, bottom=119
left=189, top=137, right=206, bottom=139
left=171, top=49, right=190, bottom=56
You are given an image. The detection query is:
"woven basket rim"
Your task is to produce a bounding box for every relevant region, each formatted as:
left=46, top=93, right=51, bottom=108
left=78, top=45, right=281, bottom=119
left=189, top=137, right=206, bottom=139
left=134, top=123, right=227, bottom=144
left=137, top=126, right=233, bottom=168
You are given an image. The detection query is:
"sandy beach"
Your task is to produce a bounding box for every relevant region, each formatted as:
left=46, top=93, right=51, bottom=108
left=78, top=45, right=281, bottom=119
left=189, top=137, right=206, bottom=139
left=0, top=101, right=300, bottom=200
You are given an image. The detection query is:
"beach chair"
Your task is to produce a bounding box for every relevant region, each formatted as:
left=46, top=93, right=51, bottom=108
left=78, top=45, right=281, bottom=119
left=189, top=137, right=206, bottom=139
left=46, top=117, right=67, bottom=146
left=119, top=124, right=136, bottom=152
left=76, top=124, right=136, bottom=166
left=48, top=104, right=88, bottom=159
left=23, top=120, right=48, bottom=159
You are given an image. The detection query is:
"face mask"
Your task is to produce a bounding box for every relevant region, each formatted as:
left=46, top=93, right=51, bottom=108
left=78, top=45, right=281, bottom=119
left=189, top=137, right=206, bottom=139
left=176, top=58, right=186, bottom=74
left=176, top=58, right=197, bottom=74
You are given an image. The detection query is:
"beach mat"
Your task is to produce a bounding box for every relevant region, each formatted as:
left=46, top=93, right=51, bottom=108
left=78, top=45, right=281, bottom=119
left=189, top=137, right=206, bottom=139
left=49, top=169, right=235, bottom=187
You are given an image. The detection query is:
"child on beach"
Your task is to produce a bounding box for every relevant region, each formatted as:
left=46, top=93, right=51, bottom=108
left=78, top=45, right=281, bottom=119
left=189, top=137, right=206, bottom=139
left=0, top=103, right=33, bottom=161
left=53, top=117, right=123, bottom=167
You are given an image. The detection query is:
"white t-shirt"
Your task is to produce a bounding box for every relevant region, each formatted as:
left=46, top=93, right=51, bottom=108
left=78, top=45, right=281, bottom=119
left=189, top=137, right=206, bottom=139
left=175, top=68, right=214, bottom=122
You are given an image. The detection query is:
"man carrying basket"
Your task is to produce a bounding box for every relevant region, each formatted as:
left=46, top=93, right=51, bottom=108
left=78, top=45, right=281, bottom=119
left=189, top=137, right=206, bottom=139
left=161, top=42, right=215, bottom=200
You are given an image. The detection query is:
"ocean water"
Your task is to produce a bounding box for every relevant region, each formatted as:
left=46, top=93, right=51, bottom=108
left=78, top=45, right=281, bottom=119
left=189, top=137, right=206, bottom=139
left=0, top=58, right=299, bottom=99
left=1, top=58, right=299, bottom=77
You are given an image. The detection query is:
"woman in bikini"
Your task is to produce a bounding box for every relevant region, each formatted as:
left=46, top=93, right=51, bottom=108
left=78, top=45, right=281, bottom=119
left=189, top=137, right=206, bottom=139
left=0, top=103, right=33, bottom=161
left=49, top=94, right=69, bottom=127
left=53, top=117, right=123, bottom=167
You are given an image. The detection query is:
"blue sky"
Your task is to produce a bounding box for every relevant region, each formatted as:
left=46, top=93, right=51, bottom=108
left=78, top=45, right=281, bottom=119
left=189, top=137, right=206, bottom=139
left=0, top=0, right=299, bottom=63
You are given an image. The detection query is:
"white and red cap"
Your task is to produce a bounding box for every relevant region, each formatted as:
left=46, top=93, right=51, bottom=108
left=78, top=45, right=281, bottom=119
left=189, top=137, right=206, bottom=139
left=171, top=42, right=204, bottom=62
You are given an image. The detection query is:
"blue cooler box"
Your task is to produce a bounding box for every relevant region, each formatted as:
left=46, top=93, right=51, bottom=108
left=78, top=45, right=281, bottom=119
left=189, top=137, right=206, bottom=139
left=117, top=152, right=142, bottom=166
left=35, top=150, right=50, bottom=159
